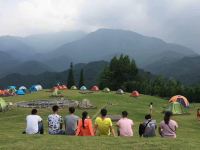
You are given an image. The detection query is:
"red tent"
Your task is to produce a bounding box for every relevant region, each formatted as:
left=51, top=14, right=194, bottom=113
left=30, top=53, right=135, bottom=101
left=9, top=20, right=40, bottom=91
left=62, top=85, right=68, bottom=89
left=91, top=85, right=99, bottom=91
left=131, top=91, right=140, bottom=97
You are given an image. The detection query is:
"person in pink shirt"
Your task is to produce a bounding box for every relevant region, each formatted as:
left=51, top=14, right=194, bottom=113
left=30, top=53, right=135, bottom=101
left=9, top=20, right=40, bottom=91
left=159, top=111, right=178, bottom=138
left=117, top=111, right=134, bottom=137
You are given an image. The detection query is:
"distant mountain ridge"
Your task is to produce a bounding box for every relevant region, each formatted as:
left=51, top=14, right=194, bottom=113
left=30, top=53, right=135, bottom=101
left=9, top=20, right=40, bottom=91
left=0, top=28, right=199, bottom=85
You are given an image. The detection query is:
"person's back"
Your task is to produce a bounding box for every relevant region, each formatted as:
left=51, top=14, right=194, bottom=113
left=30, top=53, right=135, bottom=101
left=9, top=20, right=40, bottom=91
left=48, top=105, right=63, bottom=135
left=26, top=109, right=42, bottom=134
left=143, top=119, right=156, bottom=137
left=95, top=117, right=112, bottom=135
left=159, top=111, right=178, bottom=138
left=65, top=107, right=79, bottom=135
left=94, top=109, right=115, bottom=136
left=117, top=111, right=134, bottom=137
left=76, top=111, right=94, bottom=136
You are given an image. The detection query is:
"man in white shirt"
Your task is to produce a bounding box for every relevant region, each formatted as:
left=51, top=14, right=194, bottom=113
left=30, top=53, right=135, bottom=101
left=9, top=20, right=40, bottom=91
left=26, top=109, right=43, bottom=134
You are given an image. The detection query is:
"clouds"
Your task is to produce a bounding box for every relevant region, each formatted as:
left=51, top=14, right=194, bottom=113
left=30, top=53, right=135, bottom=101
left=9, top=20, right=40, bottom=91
left=0, top=0, right=199, bottom=51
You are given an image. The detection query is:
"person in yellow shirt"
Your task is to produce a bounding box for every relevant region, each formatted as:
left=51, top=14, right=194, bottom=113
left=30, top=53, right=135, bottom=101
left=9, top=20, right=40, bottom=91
left=94, top=108, right=115, bottom=136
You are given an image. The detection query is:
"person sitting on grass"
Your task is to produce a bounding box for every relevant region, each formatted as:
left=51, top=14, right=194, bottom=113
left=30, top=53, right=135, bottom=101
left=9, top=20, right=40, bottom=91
left=76, top=111, right=94, bottom=136
left=143, top=114, right=157, bottom=137
left=159, top=111, right=178, bottom=138
left=116, top=111, right=134, bottom=137
left=48, top=105, right=64, bottom=135
left=197, top=108, right=200, bottom=121
left=25, top=109, right=43, bottom=134
left=64, top=107, right=79, bottom=135
left=94, top=108, right=115, bottom=136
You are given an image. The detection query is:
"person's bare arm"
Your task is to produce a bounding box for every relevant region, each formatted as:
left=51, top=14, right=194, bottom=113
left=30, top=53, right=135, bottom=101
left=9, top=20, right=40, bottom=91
left=110, top=126, right=115, bottom=137
left=94, top=124, right=98, bottom=135
left=158, top=127, right=162, bottom=136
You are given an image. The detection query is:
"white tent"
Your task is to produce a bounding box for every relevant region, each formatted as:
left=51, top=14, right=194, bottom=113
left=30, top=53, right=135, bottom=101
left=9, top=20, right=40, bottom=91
left=19, top=86, right=27, bottom=90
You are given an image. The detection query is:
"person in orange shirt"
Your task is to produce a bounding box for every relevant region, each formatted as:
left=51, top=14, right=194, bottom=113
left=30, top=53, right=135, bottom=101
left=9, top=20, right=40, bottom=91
left=76, top=111, right=94, bottom=136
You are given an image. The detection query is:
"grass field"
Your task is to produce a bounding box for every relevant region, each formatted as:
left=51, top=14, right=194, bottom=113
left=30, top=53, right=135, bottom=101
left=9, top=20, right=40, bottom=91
left=0, top=90, right=200, bottom=150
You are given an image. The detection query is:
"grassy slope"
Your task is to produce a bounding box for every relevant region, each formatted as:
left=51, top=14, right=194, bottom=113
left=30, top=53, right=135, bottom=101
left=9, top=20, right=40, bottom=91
left=0, top=90, right=200, bottom=150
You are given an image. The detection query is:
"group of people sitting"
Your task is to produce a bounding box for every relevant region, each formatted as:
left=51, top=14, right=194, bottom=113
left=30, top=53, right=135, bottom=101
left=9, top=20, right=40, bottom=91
left=25, top=105, right=178, bottom=138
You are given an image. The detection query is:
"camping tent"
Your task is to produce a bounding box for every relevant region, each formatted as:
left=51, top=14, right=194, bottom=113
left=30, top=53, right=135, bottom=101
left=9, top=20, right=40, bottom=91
left=71, top=85, right=78, bottom=90
left=62, top=85, right=67, bottom=89
left=7, top=86, right=16, bottom=90
left=16, top=89, right=25, bottom=95
left=169, top=95, right=189, bottom=108
left=0, top=98, right=8, bottom=112
left=165, top=102, right=187, bottom=115
left=131, top=91, right=140, bottom=97
left=19, top=86, right=27, bottom=90
left=91, top=85, right=99, bottom=91
left=103, top=87, right=110, bottom=93
left=116, top=89, right=124, bottom=94
left=30, top=85, right=43, bottom=92
left=80, top=86, right=87, bottom=91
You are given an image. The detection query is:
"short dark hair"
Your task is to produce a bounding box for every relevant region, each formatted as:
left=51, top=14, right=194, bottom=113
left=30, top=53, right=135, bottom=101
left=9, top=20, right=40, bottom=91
left=52, top=105, right=59, bottom=112
left=100, top=108, right=107, bottom=117
left=145, top=114, right=151, bottom=120
left=31, top=109, right=37, bottom=115
left=122, top=111, right=128, bottom=117
left=150, top=102, right=153, bottom=105
left=69, top=107, right=75, bottom=114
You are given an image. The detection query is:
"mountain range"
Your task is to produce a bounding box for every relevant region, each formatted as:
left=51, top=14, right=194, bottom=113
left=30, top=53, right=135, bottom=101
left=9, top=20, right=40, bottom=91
left=0, top=28, right=199, bottom=85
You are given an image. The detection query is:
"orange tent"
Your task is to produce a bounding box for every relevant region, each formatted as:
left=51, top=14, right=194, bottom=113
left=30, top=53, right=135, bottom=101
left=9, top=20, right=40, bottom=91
left=91, top=86, right=99, bottom=91
left=131, top=91, right=140, bottom=97
left=169, top=95, right=189, bottom=107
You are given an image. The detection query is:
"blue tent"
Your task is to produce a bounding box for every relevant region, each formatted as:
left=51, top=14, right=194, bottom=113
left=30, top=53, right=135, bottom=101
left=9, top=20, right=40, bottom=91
left=7, top=86, right=16, bottom=90
left=80, top=86, right=87, bottom=91
left=16, top=89, right=25, bottom=95
left=29, top=85, right=37, bottom=92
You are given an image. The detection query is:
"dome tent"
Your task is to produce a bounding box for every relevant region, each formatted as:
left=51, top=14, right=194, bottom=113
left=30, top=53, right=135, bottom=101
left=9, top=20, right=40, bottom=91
left=116, top=89, right=124, bottom=94
left=164, top=102, right=188, bottom=115
left=103, top=87, right=110, bottom=93
left=0, top=98, right=8, bottom=112
left=70, top=85, right=78, bottom=90
left=16, top=89, right=25, bottom=95
left=131, top=91, right=140, bottom=97
left=7, top=86, right=16, bottom=90
left=80, top=86, right=87, bottom=91
left=30, top=85, right=43, bottom=92
left=19, top=86, right=27, bottom=90
left=169, top=95, right=189, bottom=108
left=91, top=85, right=99, bottom=91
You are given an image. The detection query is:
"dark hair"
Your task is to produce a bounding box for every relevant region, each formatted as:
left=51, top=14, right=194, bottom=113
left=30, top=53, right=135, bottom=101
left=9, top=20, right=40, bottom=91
left=145, top=114, right=152, bottom=120
left=82, top=111, right=88, bottom=128
left=31, top=109, right=37, bottom=115
left=52, top=105, right=59, bottom=112
left=69, top=107, right=75, bottom=114
left=150, top=102, right=153, bottom=105
left=164, top=111, right=172, bottom=124
left=100, top=108, right=107, bottom=117
left=122, top=111, right=128, bottom=117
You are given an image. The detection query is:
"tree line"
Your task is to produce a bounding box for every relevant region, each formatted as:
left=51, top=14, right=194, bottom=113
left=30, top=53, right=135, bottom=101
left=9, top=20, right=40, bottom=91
left=98, top=54, right=200, bottom=103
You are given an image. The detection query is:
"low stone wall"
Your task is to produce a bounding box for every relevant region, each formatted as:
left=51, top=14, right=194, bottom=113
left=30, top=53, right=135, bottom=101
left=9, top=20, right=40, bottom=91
left=16, top=98, right=96, bottom=109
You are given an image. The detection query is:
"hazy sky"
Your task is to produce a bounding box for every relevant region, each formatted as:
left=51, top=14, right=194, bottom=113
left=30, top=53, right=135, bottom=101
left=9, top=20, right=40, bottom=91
left=0, top=0, right=200, bottom=51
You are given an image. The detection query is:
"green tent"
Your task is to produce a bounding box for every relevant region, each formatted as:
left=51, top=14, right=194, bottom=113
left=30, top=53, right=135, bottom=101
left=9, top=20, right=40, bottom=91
left=103, top=87, right=110, bottom=93
left=165, top=102, right=187, bottom=115
left=70, top=85, right=78, bottom=90
left=0, top=98, right=8, bottom=112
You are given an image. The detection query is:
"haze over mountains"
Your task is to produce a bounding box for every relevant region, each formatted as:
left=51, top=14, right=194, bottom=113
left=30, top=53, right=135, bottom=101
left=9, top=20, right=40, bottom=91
left=0, top=28, right=199, bottom=84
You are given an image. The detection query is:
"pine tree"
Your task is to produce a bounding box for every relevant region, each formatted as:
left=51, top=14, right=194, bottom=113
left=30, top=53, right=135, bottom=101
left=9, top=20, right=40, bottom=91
left=67, top=62, right=75, bottom=88
left=79, top=69, right=84, bottom=88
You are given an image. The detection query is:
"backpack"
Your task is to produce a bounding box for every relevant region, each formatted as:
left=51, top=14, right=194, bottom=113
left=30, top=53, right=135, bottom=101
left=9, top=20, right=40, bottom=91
left=139, top=120, right=152, bottom=137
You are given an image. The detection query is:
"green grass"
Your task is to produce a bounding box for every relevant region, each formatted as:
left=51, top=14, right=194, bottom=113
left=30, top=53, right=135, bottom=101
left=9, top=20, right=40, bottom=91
left=0, top=90, right=200, bottom=150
